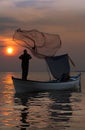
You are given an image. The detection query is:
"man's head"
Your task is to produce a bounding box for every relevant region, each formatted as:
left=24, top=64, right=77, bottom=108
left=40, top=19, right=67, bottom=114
left=24, top=49, right=27, bottom=54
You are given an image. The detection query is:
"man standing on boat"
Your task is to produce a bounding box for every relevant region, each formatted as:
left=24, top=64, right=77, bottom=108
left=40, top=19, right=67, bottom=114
left=19, top=49, right=32, bottom=80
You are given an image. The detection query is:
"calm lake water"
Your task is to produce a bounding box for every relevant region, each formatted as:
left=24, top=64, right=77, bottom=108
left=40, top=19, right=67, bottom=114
left=0, top=72, right=85, bottom=130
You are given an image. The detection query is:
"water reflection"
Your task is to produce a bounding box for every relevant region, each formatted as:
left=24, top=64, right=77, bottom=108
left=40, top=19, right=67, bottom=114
left=14, top=91, right=73, bottom=130
left=18, top=96, right=30, bottom=129
left=14, top=93, right=31, bottom=129
left=0, top=72, right=83, bottom=129
left=0, top=72, right=15, bottom=128
left=48, top=91, right=72, bottom=129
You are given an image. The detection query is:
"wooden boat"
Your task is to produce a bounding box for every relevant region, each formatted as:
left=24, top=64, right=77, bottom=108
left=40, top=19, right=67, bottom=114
left=12, top=74, right=81, bottom=93
left=12, top=54, right=81, bottom=93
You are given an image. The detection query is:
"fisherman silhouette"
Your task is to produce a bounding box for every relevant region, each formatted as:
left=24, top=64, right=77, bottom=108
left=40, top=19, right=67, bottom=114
left=19, top=49, right=32, bottom=80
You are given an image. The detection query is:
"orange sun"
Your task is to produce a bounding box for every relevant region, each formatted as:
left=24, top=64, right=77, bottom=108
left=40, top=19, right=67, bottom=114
left=6, top=47, right=14, bottom=55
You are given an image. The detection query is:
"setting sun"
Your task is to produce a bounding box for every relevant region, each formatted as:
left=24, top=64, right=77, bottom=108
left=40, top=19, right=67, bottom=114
left=7, top=47, right=13, bottom=54
left=6, top=47, right=14, bottom=55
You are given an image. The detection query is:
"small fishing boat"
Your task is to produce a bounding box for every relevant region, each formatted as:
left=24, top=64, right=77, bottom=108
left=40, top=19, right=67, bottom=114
left=12, top=74, right=81, bottom=93
left=12, top=54, right=81, bottom=93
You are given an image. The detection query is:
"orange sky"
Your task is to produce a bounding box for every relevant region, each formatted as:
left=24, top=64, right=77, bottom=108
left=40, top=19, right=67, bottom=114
left=0, top=0, right=85, bottom=71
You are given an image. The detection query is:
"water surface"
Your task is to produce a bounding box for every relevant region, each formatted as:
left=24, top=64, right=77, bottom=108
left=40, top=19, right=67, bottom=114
left=0, top=72, right=85, bottom=130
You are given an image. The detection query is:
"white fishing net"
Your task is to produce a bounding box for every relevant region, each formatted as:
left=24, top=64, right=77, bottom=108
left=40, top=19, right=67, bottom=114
left=13, top=28, right=62, bottom=58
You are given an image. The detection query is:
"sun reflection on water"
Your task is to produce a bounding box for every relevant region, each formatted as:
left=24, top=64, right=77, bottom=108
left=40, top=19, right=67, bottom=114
left=0, top=72, right=16, bottom=128
left=0, top=72, right=85, bottom=130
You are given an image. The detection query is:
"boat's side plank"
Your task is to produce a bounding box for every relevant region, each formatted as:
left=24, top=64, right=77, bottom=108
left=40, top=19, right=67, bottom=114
left=12, top=74, right=81, bottom=93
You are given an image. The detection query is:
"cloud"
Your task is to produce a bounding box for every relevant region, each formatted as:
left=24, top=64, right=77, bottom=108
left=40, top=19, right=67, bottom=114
left=15, top=0, right=36, bottom=8
left=0, top=39, right=6, bottom=47
left=0, top=0, right=85, bottom=38
left=14, top=0, right=85, bottom=11
left=1, top=0, right=85, bottom=11
left=0, top=45, right=6, bottom=48
left=0, top=16, right=22, bottom=35
left=0, top=17, right=17, bottom=23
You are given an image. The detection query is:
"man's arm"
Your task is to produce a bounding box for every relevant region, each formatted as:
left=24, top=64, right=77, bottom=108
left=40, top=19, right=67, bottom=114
left=28, top=55, right=32, bottom=60
left=19, top=55, right=22, bottom=59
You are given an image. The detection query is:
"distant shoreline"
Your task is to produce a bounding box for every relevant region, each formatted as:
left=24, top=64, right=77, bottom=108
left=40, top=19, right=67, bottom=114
left=0, top=71, right=85, bottom=73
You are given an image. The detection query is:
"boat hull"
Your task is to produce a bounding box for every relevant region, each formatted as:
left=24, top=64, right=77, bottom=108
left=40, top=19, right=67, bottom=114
left=12, top=74, right=81, bottom=93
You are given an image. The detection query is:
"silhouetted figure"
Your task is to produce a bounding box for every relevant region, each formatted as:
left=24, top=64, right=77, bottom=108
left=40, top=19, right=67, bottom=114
left=19, top=49, right=32, bottom=80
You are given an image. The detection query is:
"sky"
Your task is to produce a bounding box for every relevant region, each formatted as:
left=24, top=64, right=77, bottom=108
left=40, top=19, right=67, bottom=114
left=0, top=0, right=85, bottom=72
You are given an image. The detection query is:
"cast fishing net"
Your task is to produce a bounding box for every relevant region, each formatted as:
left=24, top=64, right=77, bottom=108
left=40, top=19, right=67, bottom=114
left=13, top=28, right=62, bottom=58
